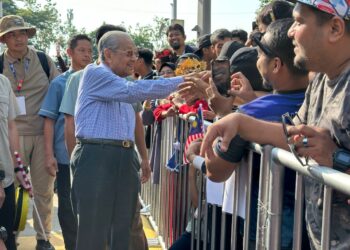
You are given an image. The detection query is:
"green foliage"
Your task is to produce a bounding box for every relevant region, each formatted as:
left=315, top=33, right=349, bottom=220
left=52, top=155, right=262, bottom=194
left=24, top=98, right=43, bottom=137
left=127, top=17, right=170, bottom=51
left=15, top=0, right=61, bottom=52
left=2, top=1, right=170, bottom=56
left=259, top=0, right=273, bottom=8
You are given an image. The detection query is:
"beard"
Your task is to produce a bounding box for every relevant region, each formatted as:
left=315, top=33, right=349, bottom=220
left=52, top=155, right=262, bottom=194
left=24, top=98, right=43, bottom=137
left=171, top=41, right=181, bottom=50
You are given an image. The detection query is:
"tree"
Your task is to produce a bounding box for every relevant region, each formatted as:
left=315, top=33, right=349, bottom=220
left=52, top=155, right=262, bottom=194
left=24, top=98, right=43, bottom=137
left=10, top=0, right=61, bottom=52
left=127, top=17, right=170, bottom=51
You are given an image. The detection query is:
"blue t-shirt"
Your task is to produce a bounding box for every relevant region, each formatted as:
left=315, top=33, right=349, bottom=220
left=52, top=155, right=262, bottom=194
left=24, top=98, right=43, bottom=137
left=222, top=90, right=305, bottom=248
left=39, top=69, right=74, bottom=165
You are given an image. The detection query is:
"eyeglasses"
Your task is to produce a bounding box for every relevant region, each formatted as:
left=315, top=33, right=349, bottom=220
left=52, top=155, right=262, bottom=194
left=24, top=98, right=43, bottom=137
left=114, top=49, right=139, bottom=58
left=281, top=112, right=309, bottom=166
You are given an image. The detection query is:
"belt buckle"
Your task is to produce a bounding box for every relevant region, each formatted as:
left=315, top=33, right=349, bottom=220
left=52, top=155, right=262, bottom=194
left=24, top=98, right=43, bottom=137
left=122, top=140, right=131, bottom=148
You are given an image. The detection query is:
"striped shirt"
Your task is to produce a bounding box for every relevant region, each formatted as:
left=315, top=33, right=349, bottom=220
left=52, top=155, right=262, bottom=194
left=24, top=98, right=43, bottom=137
left=75, top=63, right=183, bottom=141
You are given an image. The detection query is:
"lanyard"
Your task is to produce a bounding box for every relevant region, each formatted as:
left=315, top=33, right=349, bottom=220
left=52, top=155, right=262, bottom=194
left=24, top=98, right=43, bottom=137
left=9, top=58, right=30, bottom=93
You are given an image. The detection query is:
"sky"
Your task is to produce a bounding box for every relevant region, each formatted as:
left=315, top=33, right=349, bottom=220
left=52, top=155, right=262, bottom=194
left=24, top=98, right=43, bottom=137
left=38, top=0, right=261, bottom=41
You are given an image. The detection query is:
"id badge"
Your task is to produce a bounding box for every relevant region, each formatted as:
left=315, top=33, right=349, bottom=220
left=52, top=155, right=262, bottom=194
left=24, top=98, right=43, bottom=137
left=16, top=96, right=26, bottom=115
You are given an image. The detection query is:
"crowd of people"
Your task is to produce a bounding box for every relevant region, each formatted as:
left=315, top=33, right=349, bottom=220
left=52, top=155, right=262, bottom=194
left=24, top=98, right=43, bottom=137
left=0, top=0, right=349, bottom=250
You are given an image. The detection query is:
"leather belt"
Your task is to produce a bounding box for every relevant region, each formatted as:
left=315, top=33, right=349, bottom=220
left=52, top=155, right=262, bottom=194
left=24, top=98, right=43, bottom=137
left=77, top=138, right=134, bottom=148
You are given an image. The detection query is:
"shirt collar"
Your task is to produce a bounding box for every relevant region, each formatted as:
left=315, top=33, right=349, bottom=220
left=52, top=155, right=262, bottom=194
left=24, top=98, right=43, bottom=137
left=5, top=47, right=31, bottom=64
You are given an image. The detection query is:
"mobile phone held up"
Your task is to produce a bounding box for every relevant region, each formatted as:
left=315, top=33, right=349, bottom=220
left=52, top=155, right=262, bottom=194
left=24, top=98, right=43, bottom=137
left=211, top=59, right=231, bottom=97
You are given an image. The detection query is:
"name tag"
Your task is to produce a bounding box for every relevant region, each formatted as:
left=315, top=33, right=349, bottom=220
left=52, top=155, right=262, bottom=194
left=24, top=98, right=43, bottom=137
left=16, top=96, right=26, bottom=115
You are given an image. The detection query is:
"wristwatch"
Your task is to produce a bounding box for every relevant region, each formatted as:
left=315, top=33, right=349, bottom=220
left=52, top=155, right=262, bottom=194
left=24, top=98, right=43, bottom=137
left=0, top=226, right=7, bottom=242
left=333, top=148, right=350, bottom=172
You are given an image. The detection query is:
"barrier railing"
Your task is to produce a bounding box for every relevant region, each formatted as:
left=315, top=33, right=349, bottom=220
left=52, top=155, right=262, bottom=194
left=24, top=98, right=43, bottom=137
left=140, top=116, right=350, bottom=250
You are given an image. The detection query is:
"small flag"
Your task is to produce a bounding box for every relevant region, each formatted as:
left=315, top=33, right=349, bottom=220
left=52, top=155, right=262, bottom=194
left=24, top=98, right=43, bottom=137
left=183, top=104, right=204, bottom=164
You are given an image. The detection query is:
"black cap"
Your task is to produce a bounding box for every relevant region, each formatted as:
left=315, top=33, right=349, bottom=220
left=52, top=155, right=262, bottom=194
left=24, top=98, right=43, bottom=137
left=217, top=41, right=244, bottom=60
left=194, top=34, right=211, bottom=58
left=230, top=47, right=267, bottom=91
left=159, top=62, right=176, bottom=72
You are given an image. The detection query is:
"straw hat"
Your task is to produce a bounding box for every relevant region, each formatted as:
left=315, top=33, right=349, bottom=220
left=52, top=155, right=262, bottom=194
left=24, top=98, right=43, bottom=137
left=0, top=15, right=36, bottom=41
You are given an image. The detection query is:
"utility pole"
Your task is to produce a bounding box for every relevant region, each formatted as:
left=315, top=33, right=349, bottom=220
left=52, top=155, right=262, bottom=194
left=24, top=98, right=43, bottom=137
left=171, top=0, right=177, bottom=20
left=196, top=0, right=211, bottom=37
left=0, top=1, right=3, bottom=18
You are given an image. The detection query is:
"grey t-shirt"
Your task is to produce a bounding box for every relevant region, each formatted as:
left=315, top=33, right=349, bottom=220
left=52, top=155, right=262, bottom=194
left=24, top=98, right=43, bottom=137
left=295, top=68, right=350, bottom=249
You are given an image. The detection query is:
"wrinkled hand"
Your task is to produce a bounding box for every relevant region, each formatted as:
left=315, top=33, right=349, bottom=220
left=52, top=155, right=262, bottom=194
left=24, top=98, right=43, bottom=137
left=0, top=184, right=4, bottom=208
left=140, top=159, right=151, bottom=184
left=178, top=77, right=209, bottom=105
left=203, top=110, right=216, bottom=120
left=229, top=72, right=257, bottom=102
left=45, top=156, right=58, bottom=177
left=186, top=138, right=203, bottom=164
left=287, top=125, right=337, bottom=167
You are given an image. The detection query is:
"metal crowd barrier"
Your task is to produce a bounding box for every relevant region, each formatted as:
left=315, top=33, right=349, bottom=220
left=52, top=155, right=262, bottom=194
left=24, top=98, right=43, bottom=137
left=140, top=116, right=350, bottom=250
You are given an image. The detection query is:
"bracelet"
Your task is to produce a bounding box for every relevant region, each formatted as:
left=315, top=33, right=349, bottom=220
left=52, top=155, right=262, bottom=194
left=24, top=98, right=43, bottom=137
left=14, top=167, right=22, bottom=173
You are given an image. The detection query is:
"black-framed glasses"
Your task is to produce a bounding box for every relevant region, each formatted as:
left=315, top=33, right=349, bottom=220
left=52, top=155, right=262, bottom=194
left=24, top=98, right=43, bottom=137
left=281, top=112, right=309, bottom=166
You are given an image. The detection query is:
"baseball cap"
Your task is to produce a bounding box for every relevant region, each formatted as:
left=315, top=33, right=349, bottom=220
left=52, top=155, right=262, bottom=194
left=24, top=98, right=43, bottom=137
left=0, top=15, right=36, bottom=41
left=217, top=41, right=244, bottom=60
left=194, top=34, right=211, bottom=58
left=230, top=47, right=268, bottom=91
left=297, top=0, right=350, bottom=20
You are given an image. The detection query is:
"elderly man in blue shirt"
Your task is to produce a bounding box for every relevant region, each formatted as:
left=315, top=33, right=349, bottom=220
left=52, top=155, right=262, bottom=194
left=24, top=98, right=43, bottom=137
left=71, top=31, right=189, bottom=250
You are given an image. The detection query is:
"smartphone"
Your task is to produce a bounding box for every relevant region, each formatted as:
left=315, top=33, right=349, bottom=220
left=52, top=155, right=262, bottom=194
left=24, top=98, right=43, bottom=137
left=211, top=59, right=231, bottom=97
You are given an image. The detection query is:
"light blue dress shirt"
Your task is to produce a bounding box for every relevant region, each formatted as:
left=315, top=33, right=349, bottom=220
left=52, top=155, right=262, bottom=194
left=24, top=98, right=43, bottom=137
left=75, top=63, right=183, bottom=141
left=39, top=69, right=74, bottom=165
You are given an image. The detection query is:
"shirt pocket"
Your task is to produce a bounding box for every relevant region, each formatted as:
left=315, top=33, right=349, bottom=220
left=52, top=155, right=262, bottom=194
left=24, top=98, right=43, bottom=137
left=0, top=94, right=9, bottom=119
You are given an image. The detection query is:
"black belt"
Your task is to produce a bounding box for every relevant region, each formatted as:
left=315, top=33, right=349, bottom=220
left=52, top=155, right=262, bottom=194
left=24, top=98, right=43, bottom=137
left=77, top=138, right=134, bottom=148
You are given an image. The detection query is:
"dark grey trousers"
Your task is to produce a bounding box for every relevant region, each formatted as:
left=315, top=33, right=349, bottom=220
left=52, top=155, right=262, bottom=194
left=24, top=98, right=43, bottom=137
left=71, top=142, right=139, bottom=250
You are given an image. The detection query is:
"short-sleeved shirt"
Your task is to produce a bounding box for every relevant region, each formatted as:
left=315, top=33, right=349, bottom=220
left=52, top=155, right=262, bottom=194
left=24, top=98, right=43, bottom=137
left=59, top=70, right=142, bottom=116
left=0, top=75, right=18, bottom=188
left=39, top=69, right=74, bottom=165
left=3, top=47, right=59, bottom=135
left=216, top=90, right=306, bottom=248
left=295, top=69, right=350, bottom=249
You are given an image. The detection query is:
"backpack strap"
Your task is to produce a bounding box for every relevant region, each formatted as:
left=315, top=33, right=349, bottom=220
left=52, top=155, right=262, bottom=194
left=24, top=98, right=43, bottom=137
left=36, top=51, right=50, bottom=79
left=0, top=52, right=4, bottom=74
left=0, top=51, right=50, bottom=78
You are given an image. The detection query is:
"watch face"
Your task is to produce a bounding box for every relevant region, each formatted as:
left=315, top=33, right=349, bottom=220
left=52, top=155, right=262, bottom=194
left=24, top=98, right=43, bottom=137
left=337, top=151, right=350, bottom=164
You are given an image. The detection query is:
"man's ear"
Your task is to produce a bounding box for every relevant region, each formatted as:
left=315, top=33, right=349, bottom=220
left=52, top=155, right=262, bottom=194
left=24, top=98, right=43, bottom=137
left=66, top=48, right=73, bottom=57
left=103, top=48, right=112, bottom=63
left=328, top=16, right=345, bottom=43
left=272, top=57, right=283, bottom=73
left=184, top=34, right=187, bottom=41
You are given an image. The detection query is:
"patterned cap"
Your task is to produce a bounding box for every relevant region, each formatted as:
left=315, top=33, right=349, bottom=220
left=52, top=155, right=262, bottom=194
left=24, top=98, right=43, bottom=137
left=0, top=15, right=36, bottom=40
left=297, top=0, right=350, bottom=20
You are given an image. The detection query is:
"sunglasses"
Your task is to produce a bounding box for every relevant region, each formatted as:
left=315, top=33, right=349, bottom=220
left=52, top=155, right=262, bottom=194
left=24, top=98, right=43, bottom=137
left=281, top=112, right=309, bottom=166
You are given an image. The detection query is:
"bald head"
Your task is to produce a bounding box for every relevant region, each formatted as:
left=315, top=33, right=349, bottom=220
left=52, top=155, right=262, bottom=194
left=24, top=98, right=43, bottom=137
left=98, top=31, right=134, bottom=62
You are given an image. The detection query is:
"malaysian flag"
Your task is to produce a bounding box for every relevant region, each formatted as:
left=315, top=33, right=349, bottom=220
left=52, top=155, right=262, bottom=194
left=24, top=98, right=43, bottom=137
left=183, top=104, right=205, bottom=164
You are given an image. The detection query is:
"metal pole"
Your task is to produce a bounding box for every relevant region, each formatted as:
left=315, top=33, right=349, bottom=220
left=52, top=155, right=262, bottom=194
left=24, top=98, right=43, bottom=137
left=267, top=149, right=285, bottom=250
left=197, top=0, right=211, bottom=37
left=0, top=1, right=3, bottom=18
left=172, top=0, right=177, bottom=20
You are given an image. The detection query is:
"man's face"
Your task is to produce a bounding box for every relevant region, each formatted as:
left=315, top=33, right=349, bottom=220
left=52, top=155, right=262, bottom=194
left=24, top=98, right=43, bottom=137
left=69, top=39, right=93, bottom=70
left=202, top=46, right=216, bottom=62
left=106, top=37, right=138, bottom=77
left=167, top=30, right=185, bottom=50
left=288, top=3, right=326, bottom=71
left=212, top=37, right=232, bottom=57
left=256, top=44, right=274, bottom=89
left=3, top=29, right=29, bottom=54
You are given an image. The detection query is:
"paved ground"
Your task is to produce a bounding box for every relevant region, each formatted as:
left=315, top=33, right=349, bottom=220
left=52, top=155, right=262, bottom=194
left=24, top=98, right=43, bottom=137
left=17, top=195, right=162, bottom=250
